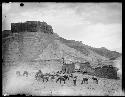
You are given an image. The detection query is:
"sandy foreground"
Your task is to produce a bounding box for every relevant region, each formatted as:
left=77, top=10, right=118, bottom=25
left=2, top=65, right=124, bottom=96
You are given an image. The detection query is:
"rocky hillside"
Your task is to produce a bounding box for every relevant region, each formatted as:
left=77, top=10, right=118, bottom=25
left=59, top=37, right=121, bottom=60
left=90, top=47, right=121, bottom=60
left=58, top=37, right=121, bottom=67
left=2, top=21, right=121, bottom=70
left=113, top=56, right=122, bottom=75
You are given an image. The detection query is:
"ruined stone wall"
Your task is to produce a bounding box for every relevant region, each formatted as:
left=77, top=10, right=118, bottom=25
left=94, top=66, right=118, bottom=79
left=80, top=62, right=94, bottom=73
left=11, top=21, right=53, bottom=34
left=62, top=63, right=75, bottom=73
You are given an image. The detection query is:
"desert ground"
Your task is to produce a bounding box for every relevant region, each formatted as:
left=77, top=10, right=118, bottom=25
left=2, top=65, right=124, bottom=96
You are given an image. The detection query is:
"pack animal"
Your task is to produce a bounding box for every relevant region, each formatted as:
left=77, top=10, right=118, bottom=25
left=50, top=75, right=55, bottom=80
left=92, top=77, right=98, bottom=84
left=50, top=74, right=57, bottom=81
left=63, top=75, right=69, bottom=80
left=56, top=76, right=66, bottom=84
left=81, top=78, right=88, bottom=84
left=35, top=70, right=43, bottom=80
left=42, top=73, right=50, bottom=82
left=42, top=75, right=49, bottom=82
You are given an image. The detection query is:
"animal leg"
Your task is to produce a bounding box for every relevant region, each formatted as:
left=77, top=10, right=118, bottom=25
left=56, top=78, right=59, bottom=83
left=81, top=80, right=83, bottom=84
left=64, top=80, right=65, bottom=84
left=60, top=79, right=61, bottom=84
left=86, top=81, right=88, bottom=84
left=46, top=78, right=48, bottom=82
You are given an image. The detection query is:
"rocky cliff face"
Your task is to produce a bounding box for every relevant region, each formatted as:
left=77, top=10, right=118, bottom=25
left=2, top=21, right=121, bottom=72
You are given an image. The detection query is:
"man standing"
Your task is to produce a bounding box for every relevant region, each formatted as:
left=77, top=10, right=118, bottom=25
left=73, top=76, right=77, bottom=86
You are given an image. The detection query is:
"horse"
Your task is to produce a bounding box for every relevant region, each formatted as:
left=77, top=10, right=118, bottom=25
left=69, top=74, right=73, bottom=79
left=50, top=74, right=58, bottom=81
left=42, top=73, right=50, bottom=82
left=81, top=78, right=88, bottom=84
left=16, top=71, right=21, bottom=76
left=92, top=77, right=98, bottom=84
left=56, top=76, right=66, bottom=84
left=35, top=71, right=50, bottom=82
left=42, top=75, right=49, bottom=82
left=50, top=75, right=55, bottom=81
left=23, top=71, right=28, bottom=77
left=35, top=70, right=43, bottom=80
left=63, top=75, right=69, bottom=80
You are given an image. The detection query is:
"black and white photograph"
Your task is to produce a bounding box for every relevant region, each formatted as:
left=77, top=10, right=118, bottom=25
left=2, top=2, right=123, bottom=96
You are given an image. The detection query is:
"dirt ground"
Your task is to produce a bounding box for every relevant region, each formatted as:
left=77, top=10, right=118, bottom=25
left=2, top=65, right=124, bottom=96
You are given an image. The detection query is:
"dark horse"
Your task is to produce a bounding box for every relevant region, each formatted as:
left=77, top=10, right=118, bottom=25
left=63, top=75, right=69, bottom=80
left=56, top=76, right=66, bottom=84
left=92, top=77, right=98, bottom=84
left=81, top=78, right=88, bottom=84
left=42, top=76, right=49, bottom=82
left=35, top=70, right=49, bottom=82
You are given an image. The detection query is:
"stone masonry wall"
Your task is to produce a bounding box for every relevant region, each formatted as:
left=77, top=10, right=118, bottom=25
left=11, top=21, right=53, bottom=34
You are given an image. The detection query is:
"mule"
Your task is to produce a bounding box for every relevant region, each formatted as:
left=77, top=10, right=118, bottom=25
left=81, top=78, right=88, bottom=84
left=35, top=70, right=43, bottom=80
left=50, top=75, right=55, bottom=80
left=56, top=76, right=66, bottom=84
left=92, top=77, right=98, bottom=84
left=50, top=74, right=58, bottom=81
left=42, top=76, right=49, bottom=82
left=63, top=75, right=69, bottom=80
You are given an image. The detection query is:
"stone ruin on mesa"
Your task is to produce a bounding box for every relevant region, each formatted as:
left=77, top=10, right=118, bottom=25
left=11, top=21, right=53, bottom=34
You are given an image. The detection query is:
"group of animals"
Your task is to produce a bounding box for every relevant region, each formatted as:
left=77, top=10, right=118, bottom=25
left=16, top=70, right=99, bottom=86
left=16, top=70, right=28, bottom=77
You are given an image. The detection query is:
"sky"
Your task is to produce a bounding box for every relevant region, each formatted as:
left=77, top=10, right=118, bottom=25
left=2, top=2, right=122, bottom=53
